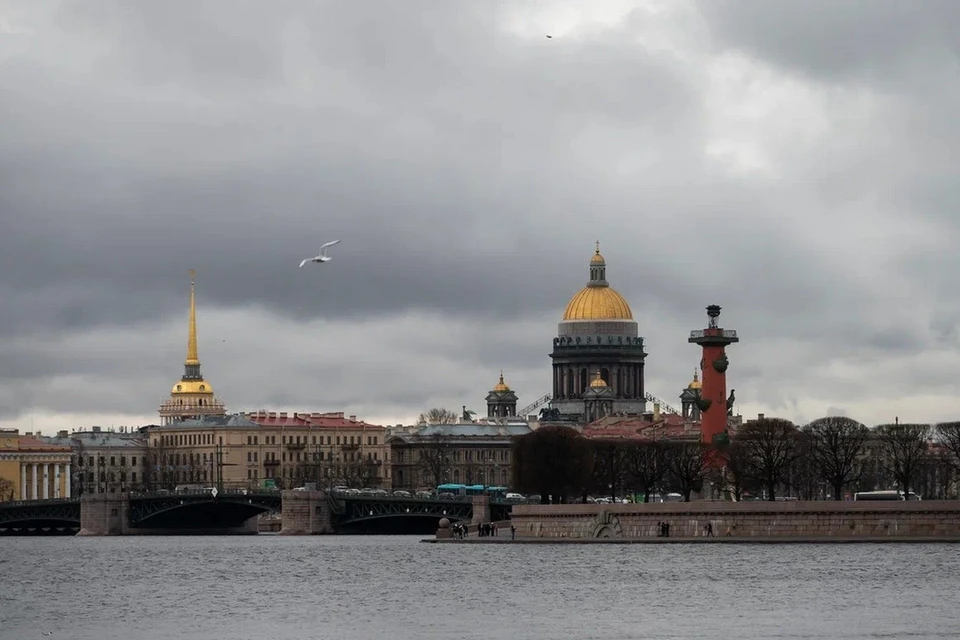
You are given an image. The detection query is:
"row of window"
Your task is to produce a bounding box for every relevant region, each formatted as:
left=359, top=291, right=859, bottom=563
left=77, top=456, right=140, bottom=467
left=397, top=449, right=510, bottom=463
left=248, top=434, right=380, bottom=446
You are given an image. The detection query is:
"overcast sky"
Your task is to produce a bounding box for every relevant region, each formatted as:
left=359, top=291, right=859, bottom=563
left=2, top=0, right=959, bottom=433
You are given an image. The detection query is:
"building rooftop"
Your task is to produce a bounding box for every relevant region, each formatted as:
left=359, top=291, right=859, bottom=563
left=150, top=414, right=261, bottom=430
left=246, top=411, right=383, bottom=430
left=389, top=423, right=532, bottom=440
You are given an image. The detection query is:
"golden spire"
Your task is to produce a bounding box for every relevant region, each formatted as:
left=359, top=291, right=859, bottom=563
left=595, top=240, right=600, bottom=254
left=186, top=269, right=199, bottom=365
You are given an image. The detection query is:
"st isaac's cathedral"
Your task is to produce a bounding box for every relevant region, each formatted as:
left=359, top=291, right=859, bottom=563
left=546, top=244, right=649, bottom=422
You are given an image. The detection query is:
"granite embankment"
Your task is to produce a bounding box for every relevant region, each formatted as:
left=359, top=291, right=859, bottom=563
left=430, top=500, right=960, bottom=543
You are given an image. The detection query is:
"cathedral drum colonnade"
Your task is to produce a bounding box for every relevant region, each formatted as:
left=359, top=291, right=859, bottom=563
left=549, top=243, right=647, bottom=422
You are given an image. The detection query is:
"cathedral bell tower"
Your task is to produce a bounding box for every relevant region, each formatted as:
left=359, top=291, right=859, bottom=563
left=485, top=372, right=519, bottom=418
left=158, top=270, right=226, bottom=425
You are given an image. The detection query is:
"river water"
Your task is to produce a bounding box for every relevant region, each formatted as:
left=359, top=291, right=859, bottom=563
left=1, top=536, right=957, bottom=640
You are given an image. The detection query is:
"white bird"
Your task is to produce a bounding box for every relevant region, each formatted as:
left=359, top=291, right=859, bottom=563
left=299, top=240, right=341, bottom=268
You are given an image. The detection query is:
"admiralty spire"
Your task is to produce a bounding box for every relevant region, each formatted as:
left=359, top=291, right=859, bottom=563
left=158, top=269, right=226, bottom=425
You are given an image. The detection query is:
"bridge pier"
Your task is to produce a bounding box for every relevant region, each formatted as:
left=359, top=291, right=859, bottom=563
left=77, top=493, right=130, bottom=536
left=471, top=496, right=490, bottom=526
left=279, top=490, right=333, bottom=535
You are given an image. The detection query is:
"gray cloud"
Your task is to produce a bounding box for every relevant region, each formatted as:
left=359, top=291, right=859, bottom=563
left=2, top=1, right=960, bottom=430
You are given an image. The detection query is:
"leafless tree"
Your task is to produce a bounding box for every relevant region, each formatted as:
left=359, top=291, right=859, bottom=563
left=717, top=440, right=753, bottom=501
left=345, top=459, right=381, bottom=489
left=590, top=441, right=629, bottom=500
left=936, top=422, right=960, bottom=476
left=624, top=440, right=670, bottom=503
left=419, top=432, right=453, bottom=488
left=666, top=442, right=708, bottom=502
left=803, top=416, right=869, bottom=500
left=737, top=417, right=801, bottom=501
left=875, top=423, right=931, bottom=498
left=418, top=407, right=459, bottom=424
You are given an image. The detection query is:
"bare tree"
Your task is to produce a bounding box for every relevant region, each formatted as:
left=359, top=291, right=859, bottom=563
left=624, top=440, right=670, bottom=503
left=803, top=416, right=869, bottom=500
left=737, top=417, right=800, bottom=501
left=717, top=440, right=753, bottom=501
left=590, top=441, right=629, bottom=501
left=875, top=423, right=931, bottom=498
left=345, top=459, right=381, bottom=489
left=419, top=432, right=453, bottom=488
left=936, top=422, right=960, bottom=476
left=666, top=442, right=708, bottom=502
left=418, top=407, right=459, bottom=424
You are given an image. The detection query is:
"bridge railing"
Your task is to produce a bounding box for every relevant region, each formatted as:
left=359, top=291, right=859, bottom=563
left=0, top=497, right=77, bottom=508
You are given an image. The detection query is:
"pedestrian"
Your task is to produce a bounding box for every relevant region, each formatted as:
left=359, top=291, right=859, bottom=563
left=706, top=522, right=714, bottom=537
left=511, top=524, right=516, bottom=540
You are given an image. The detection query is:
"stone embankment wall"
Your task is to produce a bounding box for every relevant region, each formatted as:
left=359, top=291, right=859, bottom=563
left=509, top=500, right=960, bottom=539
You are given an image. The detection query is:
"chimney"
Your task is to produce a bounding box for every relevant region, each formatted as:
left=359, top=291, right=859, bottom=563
left=757, top=413, right=764, bottom=420
left=58, top=430, right=68, bottom=439
left=280, top=412, right=287, bottom=418
left=92, top=426, right=101, bottom=433
left=653, top=402, right=661, bottom=421
left=349, top=415, right=356, bottom=422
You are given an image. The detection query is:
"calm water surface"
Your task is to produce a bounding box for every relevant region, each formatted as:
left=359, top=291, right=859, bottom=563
left=1, top=536, right=957, bottom=640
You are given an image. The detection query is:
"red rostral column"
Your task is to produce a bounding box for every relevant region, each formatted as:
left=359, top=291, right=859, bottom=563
left=688, top=305, right=738, bottom=446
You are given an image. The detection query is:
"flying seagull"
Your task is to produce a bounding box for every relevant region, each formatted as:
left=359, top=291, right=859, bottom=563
left=299, top=240, right=341, bottom=268
left=545, top=34, right=552, bottom=38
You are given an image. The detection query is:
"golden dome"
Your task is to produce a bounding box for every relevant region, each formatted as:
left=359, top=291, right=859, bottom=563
left=563, top=286, right=633, bottom=321
left=492, top=371, right=511, bottom=392
left=589, top=370, right=608, bottom=388
left=171, top=379, right=214, bottom=395
left=688, top=369, right=701, bottom=390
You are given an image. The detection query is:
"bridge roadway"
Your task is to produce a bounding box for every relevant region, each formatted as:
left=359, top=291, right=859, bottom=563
left=0, top=490, right=512, bottom=535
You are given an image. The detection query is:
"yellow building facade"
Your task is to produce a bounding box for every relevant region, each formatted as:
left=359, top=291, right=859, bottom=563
left=0, top=429, right=73, bottom=501
left=144, top=412, right=390, bottom=491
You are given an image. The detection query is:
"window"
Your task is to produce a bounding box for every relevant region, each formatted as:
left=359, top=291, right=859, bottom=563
left=312, top=436, right=316, bottom=445
left=247, top=436, right=252, bottom=445
left=110, top=456, right=115, bottom=466
left=132, top=472, right=137, bottom=483
left=247, top=452, right=252, bottom=462
left=253, top=452, right=258, bottom=462
left=132, top=456, right=137, bottom=466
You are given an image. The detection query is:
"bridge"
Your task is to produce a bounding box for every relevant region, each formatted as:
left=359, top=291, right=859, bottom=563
left=0, top=490, right=512, bottom=536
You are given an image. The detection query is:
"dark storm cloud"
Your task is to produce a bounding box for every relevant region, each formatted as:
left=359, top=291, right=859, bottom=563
left=3, top=1, right=960, bottom=427
left=0, top=0, right=704, bottom=340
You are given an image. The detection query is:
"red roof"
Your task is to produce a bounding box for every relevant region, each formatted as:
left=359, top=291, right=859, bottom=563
left=583, top=413, right=701, bottom=441
left=245, top=411, right=383, bottom=430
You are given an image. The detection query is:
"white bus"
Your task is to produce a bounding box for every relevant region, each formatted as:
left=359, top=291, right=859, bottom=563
left=853, top=490, right=921, bottom=501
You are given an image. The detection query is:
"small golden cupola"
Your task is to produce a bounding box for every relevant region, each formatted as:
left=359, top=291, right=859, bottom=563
left=688, top=369, right=702, bottom=390
left=158, top=269, right=226, bottom=425
left=589, top=370, right=608, bottom=388
left=486, top=370, right=519, bottom=418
